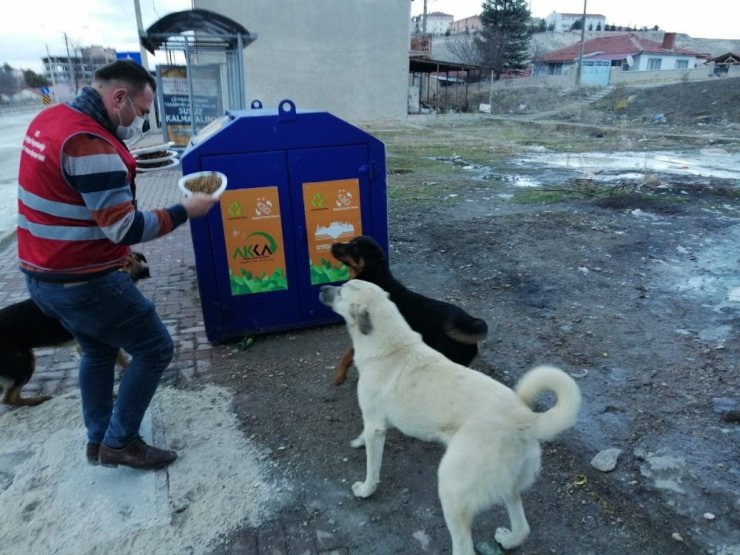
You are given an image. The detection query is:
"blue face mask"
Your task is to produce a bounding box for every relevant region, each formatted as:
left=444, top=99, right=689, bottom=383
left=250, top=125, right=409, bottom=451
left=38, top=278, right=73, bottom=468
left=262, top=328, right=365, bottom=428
left=116, top=97, right=145, bottom=140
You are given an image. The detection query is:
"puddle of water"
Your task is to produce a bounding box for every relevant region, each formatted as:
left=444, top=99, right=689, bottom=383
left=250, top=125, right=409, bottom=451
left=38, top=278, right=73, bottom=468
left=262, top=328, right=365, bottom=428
left=439, top=148, right=740, bottom=194
left=517, top=149, right=740, bottom=182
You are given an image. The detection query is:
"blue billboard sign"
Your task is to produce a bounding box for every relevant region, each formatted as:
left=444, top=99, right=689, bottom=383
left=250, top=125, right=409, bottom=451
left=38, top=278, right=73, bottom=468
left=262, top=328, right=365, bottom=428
left=116, top=51, right=143, bottom=65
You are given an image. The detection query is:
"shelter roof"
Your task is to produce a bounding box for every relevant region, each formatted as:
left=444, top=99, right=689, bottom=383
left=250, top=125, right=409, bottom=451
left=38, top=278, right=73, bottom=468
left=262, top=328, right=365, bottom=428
left=140, top=8, right=256, bottom=53
left=709, top=52, right=740, bottom=64
left=409, top=57, right=484, bottom=74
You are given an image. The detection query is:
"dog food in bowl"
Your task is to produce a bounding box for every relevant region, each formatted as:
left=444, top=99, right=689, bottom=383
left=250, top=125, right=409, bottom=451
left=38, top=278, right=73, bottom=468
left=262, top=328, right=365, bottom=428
left=183, top=174, right=221, bottom=194
left=177, top=171, right=228, bottom=199
left=136, top=150, right=170, bottom=160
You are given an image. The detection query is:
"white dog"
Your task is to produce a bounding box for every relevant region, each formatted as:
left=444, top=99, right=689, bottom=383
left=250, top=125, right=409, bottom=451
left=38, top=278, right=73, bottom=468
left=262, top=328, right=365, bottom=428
left=319, top=280, right=581, bottom=554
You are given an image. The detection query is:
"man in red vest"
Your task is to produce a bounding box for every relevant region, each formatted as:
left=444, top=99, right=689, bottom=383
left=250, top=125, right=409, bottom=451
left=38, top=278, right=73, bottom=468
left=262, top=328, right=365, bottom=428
left=18, top=60, right=216, bottom=470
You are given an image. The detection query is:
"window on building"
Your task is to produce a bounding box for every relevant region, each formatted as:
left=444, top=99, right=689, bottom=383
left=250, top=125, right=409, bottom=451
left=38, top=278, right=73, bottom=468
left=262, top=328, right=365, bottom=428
left=647, top=58, right=662, bottom=70
left=676, top=59, right=689, bottom=69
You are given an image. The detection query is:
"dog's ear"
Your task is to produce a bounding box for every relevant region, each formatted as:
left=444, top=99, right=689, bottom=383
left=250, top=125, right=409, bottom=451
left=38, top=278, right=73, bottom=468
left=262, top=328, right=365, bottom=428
left=358, top=309, right=373, bottom=335
left=350, top=305, right=373, bottom=335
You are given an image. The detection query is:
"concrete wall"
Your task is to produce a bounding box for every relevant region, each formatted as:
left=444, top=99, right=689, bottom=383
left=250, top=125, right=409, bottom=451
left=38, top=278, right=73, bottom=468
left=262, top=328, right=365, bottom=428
left=475, top=65, right=726, bottom=92
left=196, top=0, right=411, bottom=123
left=610, top=66, right=714, bottom=85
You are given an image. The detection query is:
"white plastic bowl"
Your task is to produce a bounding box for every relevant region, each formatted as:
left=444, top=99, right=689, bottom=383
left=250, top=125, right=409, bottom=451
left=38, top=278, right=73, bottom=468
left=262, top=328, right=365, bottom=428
left=178, top=171, right=228, bottom=199
left=130, top=141, right=176, bottom=156
left=134, top=149, right=178, bottom=164
left=136, top=157, right=180, bottom=173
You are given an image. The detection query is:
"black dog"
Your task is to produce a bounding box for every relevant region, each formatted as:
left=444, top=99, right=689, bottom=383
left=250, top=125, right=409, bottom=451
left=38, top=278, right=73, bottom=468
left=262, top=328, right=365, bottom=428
left=0, top=252, right=150, bottom=406
left=330, top=235, right=488, bottom=385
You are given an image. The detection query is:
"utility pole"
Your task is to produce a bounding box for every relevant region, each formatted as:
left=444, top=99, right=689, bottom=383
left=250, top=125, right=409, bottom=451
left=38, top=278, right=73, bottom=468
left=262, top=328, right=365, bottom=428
left=45, top=43, right=57, bottom=103
left=133, top=0, right=157, bottom=130
left=63, top=32, right=79, bottom=94
left=422, top=0, right=428, bottom=35
left=575, top=0, right=587, bottom=87
left=133, top=0, right=151, bottom=74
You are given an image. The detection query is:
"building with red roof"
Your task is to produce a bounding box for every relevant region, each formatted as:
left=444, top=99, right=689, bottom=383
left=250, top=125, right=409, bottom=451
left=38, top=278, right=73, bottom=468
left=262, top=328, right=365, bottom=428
left=533, top=33, right=703, bottom=76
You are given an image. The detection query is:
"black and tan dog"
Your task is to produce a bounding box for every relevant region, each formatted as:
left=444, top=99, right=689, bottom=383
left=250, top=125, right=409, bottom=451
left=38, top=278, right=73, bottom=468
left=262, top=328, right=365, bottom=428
left=330, top=235, right=488, bottom=385
left=0, top=251, right=150, bottom=407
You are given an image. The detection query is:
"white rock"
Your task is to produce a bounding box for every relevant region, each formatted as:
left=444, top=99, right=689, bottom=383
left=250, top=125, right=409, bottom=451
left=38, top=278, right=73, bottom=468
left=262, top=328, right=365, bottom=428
left=590, top=448, right=622, bottom=472
left=703, top=512, right=716, bottom=520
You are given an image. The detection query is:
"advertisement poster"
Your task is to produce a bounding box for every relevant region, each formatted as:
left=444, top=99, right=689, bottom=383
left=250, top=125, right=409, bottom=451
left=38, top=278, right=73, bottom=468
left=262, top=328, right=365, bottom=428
left=220, top=187, right=288, bottom=296
left=303, top=178, right=362, bottom=285
left=158, top=64, right=223, bottom=147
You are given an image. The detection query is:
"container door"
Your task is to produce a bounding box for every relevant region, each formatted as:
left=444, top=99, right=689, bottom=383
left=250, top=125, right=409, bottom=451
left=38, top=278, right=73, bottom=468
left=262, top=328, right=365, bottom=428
left=196, top=150, right=304, bottom=339
left=287, top=144, right=373, bottom=323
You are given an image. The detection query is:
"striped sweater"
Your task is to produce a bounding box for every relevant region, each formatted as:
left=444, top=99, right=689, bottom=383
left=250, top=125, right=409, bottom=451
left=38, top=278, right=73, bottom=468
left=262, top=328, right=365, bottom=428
left=17, top=87, right=187, bottom=281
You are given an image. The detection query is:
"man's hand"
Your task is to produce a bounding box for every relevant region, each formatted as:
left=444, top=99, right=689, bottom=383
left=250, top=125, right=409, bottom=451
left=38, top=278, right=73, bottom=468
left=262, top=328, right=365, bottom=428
left=182, top=193, right=218, bottom=219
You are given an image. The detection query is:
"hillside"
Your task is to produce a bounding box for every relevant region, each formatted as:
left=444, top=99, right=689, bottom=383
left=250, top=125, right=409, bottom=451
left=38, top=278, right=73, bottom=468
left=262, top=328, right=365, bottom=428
left=440, top=75, right=740, bottom=134
left=529, top=30, right=740, bottom=58
left=596, top=76, right=740, bottom=127
left=432, top=31, right=740, bottom=62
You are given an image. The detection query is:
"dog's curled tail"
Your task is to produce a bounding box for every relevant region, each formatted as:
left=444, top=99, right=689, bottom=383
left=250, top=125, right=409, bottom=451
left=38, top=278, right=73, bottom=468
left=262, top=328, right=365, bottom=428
left=444, top=317, right=488, bottom=344
left=515, top=365, right=581, bottom=441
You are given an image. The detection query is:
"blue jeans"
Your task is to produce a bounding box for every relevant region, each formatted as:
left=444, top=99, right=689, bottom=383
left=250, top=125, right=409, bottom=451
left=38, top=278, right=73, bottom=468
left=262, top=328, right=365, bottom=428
left=27, top=271, right=174, bottom=448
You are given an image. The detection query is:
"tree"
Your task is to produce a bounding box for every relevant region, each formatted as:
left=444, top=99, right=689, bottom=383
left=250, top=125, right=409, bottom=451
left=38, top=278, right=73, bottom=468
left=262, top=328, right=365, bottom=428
left=0, top=63, right=22, bottom=96
left=447, top=31, right=484, bottom=66
left=475, top=0, right=531, bottom=79
left=23, top=69, right=51, bottom=88
left=527, top=19, right=547, bottom=34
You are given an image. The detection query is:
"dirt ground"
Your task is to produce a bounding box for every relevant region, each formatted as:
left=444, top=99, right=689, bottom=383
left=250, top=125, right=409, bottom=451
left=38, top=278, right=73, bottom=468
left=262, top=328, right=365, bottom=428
left=196, top=78, right=739, bottom=554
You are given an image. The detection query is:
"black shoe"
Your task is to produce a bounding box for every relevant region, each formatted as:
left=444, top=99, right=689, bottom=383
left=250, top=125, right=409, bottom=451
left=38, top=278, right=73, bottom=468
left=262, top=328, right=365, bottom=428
left=98, top=438, right=177, bottom=470
left=86, top=443, right=100, bottom=465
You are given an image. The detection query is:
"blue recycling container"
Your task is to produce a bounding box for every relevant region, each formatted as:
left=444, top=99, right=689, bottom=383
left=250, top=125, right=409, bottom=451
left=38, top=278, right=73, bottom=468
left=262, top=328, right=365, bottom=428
left=180, top=99, right=388, bottom=343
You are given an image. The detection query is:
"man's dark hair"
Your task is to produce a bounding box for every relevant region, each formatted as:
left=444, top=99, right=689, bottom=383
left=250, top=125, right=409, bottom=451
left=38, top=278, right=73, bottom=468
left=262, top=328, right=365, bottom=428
left=94, top=59, right=156, bottom=93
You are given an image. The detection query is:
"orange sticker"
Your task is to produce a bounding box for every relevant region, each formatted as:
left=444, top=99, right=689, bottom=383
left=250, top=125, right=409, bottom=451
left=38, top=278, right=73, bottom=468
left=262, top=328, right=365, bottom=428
left=303, top=179, right=362, bottom=285
left=220, top=187, right=288, bottom=295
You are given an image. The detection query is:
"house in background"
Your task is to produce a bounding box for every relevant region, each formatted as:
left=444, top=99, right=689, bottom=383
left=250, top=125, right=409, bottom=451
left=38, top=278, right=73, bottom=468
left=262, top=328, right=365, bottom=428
left=450, top=15, right=482, bottom=34
left=411, top=11, right=454, bottom=35
left=533, top=33, right=702, bottom=77
left=43, top=46, right=118, bottom=101
left=708, top=52, right=740, bottom=74
left=545, top=11, right=606, bottom=32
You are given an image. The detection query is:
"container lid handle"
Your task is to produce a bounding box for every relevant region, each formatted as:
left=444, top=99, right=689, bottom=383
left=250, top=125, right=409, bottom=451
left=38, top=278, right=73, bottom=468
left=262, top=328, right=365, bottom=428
left=250, top=100, right=263, bottom=109
left=278, top=99, right=297, bottom=121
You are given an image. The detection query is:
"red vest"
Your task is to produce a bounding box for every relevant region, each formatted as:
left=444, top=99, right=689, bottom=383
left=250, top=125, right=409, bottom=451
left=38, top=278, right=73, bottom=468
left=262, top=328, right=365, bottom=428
left=18, top=105, right=136, bottom=278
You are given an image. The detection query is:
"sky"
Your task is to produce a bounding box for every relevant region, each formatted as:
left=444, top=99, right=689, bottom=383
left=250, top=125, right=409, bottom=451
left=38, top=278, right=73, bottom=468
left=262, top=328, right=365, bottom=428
left=0, top=0, right=193, bottom=73
left=0, top=0, right=737, bottom=74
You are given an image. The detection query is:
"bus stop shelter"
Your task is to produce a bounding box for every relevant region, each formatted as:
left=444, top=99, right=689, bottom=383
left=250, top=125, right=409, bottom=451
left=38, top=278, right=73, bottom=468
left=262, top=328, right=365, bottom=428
left=140, top=8, right=257, bottom=147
